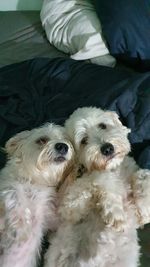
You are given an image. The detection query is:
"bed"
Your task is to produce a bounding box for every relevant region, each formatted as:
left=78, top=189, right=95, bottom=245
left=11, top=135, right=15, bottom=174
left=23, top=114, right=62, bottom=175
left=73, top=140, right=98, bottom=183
left=0, top=9, right=149, bottom=267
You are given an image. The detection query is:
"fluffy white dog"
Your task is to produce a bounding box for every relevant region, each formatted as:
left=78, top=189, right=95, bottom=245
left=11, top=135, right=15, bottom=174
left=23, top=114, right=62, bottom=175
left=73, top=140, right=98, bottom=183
left=0, top=123, right=75, bottom=267
left=44, top=107, right=150, bottom=267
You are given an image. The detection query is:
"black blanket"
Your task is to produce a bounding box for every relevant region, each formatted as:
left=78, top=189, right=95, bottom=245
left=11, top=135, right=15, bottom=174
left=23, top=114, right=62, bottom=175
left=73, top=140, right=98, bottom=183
left=0, top=57, right=150, bottom=170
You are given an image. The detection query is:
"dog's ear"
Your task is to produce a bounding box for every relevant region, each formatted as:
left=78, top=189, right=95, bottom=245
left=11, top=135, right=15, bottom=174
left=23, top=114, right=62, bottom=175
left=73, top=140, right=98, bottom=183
left=5, top=130, right=30, bottom=156
left=108, top=111, right=131, bottom=134
left=106, top=111, right=122, bottom=125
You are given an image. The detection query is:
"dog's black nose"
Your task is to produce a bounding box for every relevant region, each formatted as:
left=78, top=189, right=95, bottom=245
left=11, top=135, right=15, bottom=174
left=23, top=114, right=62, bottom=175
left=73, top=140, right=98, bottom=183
left=55, top=143, right=68, bottom=155
left=101, top=143, right=114, bottom=156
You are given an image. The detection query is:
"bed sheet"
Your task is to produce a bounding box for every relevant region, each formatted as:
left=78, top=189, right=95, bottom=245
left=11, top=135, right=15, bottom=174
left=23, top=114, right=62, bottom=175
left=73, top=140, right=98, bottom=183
left=0, top=11, right=66, bottom=67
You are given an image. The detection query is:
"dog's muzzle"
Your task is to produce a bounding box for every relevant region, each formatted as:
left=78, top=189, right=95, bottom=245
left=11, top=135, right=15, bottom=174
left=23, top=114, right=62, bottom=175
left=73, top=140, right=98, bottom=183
left=54, top=142, right=69, bottom=163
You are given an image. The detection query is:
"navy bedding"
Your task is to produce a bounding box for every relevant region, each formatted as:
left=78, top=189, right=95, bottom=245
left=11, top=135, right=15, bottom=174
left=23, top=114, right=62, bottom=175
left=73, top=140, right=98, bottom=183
left=95, top=0, right=150, bottom=71
left=0, top=57, right=150, bottom=170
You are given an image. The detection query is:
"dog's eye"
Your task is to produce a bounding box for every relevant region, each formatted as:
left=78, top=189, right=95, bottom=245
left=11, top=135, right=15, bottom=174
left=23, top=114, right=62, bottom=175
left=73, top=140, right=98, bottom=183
left=36, top=137, right=49, bottom=145
left=98, top=123, right=107, bottom=129
left=81, top=136, right=88, bottom=145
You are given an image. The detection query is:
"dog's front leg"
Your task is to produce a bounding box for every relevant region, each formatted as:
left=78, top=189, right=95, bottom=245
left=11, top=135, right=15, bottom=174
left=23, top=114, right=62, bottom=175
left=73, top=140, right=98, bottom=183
left=59, top=177, right=93, bottom=224
left=99, top=192, right=126, bottom=231
left=93, top=172, right=126, bottom=231
left=131, top=169, right=150, bottom=226
left=0, top=188, right=35, bottom=267
left=2, top=188, right=32, bottom=245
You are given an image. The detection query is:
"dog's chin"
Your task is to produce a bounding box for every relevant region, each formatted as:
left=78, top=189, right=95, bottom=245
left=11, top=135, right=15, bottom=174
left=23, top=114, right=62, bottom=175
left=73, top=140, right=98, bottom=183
left=106, top=154, right=124, bottom=170
left=106, top=152, right=120, bottom=162
left=86, top=153, right=125, bottom=172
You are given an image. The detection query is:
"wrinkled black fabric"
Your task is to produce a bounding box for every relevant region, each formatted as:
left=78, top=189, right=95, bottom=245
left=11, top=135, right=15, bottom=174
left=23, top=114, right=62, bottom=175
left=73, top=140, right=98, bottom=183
left=0, top=57, right=150, bottom=169
left=95, top=0, right=150, bottom=71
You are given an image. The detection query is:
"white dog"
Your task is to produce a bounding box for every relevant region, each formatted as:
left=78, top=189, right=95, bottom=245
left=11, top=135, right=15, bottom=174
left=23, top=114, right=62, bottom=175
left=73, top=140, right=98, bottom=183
left=44, top=107, right=150, bottom=267
left=0, top=123, right=75, bottom=267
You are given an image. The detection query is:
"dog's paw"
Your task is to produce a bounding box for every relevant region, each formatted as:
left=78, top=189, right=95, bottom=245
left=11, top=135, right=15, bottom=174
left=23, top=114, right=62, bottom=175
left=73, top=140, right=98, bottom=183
left=103, top=207, right=126, bottom=232
left=135, top=169, right=150, bottom=180
left=132, top=169, right=150, bottom=226
left=135, top=202, right=150, bottom=226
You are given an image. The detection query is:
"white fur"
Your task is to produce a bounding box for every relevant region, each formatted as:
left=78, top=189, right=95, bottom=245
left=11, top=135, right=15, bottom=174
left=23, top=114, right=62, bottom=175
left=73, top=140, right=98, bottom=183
left=45, top=107, right=150, bottom=267
left=0, top=123, right=75, bottom=267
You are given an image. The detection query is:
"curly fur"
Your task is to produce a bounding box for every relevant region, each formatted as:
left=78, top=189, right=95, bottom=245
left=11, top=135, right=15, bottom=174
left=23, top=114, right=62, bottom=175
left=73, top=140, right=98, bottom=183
left=45, top=107, right=150, bottom=267
left=0, top=123, right=75, bottom=267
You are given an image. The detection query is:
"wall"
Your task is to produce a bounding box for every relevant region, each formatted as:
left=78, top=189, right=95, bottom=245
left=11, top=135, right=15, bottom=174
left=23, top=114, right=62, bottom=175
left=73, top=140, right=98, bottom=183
left=0, top=0, right=42, bottom=11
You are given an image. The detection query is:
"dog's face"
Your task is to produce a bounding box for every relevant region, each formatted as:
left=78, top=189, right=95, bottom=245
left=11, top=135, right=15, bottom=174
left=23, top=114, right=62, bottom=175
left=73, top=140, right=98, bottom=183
left=5, top=124, right=74, bottom=186
left=65, top=107, right=131, bottom=171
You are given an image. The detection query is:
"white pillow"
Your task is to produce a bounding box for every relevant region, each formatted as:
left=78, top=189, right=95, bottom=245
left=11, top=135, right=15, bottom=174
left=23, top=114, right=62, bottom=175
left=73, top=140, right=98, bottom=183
left=40, top=0, right=116, bottom=67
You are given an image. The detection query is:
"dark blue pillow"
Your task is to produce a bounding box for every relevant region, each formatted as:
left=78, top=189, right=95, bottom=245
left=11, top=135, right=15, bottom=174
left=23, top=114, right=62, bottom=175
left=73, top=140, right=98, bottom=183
left=95, top=0, right=150, bottom=71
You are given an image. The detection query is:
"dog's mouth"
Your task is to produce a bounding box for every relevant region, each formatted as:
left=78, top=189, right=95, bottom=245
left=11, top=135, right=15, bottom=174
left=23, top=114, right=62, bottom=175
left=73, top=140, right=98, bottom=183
left=106, top=152, right=120, bottom=162
left=54, top=156, right=66, bottom=163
